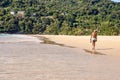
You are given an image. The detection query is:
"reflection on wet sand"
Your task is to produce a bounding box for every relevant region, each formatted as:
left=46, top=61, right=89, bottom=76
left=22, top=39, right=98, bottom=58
left=38, top=36, right=75, bottom=48
left=84, top=49, right=105, bottom=55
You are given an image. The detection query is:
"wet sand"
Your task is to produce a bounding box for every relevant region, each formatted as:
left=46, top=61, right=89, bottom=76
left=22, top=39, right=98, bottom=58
left=0, top=34, right=120, bottom=80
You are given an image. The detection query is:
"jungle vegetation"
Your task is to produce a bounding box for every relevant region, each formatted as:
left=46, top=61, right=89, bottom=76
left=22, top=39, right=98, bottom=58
left=0, top=0, right=120, bottom=35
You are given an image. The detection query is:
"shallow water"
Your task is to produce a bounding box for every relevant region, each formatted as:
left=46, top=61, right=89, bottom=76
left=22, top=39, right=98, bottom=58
left=0, top=34, right=41, bottom=43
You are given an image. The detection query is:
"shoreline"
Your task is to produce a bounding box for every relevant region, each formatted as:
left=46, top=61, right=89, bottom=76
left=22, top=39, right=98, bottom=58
left=33, top=35, right=120, bottom=56
left=1, top=34, right=120, bottom=56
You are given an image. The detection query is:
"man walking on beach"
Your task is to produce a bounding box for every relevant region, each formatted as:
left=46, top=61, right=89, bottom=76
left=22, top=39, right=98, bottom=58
left=90, top=30, right=97, bottom=50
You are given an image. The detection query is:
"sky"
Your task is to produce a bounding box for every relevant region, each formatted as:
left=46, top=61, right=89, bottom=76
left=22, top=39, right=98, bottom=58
left=111, top=0, right=120, bottom=2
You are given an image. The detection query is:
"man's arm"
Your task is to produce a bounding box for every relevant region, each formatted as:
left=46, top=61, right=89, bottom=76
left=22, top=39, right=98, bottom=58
left=96, top=33, right=97, bottom=41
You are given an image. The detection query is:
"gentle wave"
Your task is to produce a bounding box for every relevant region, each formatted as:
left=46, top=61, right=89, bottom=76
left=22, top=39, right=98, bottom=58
left=0, top=34, right=42, bottom=43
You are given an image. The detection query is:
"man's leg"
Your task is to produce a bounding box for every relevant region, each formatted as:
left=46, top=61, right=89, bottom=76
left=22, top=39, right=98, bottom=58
left=92, top=41, right=95, bottom=50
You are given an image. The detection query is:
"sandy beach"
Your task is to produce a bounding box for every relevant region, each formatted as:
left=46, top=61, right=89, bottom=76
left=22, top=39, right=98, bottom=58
left=0, top=34, right=120, bottom=80
left=34, top=35, right=120, bottom=56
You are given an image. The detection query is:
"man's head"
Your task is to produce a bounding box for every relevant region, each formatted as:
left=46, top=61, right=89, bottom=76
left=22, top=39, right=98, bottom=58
left=94, top=30, right=97, bottom=32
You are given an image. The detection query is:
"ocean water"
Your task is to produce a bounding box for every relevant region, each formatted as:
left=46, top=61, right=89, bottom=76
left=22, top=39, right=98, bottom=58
left=0, top=34, right=41, bottom=43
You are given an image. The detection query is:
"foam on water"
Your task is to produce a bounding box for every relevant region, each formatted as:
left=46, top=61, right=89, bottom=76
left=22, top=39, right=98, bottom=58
left=0, top=34, right=42, bottom=43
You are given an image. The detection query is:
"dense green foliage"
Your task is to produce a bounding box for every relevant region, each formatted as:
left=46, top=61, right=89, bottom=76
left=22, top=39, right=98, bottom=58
left=0, top=0, right=120, bottom=35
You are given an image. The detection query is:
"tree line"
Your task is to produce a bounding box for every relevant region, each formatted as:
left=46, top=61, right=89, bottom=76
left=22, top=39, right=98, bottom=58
left=0, top=0, right=120, bottom=35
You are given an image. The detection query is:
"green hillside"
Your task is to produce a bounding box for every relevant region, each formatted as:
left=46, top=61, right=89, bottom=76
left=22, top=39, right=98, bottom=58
left=0, top=0, right=120, bottom=35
